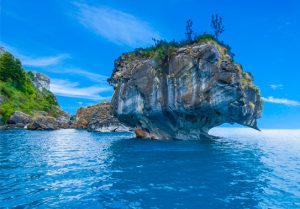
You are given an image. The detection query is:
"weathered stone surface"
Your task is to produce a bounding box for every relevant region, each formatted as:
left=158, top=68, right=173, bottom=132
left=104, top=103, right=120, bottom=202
left=6, top=110, right=71, bottom=130
left=135, top=128, right=151, bottom=139
left=56, top=115, right=71, bottom=129
left=27, top=111, right=59, bottom=130
left=88, top=116, right=130, bottom=132
left=30, top=72, right=50, bottom=91
left=73, top=105, right=98, bottom=129
left=73, top=102, right=130, bottom=132
left=109, top=41, right=262, bottom=140
left=8, top=111, right=33, bottom=128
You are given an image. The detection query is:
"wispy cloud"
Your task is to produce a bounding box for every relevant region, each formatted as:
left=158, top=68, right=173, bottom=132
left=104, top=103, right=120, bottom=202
left=74, top=3, right=160, bottom=47
left=21, top=54, right=69, bottom=67
left=1, top=42, right=69, bottom=67
left=270, top=84, right=283, bottom=90
left=50, top=79, right=112, bottom=100
left=69, top=68, right=107, bottom=82
left=262, top=96, right=300, bottom=106
left=49, top=68, right=108, bottom=83
left=277, top=20, right=293, bottom=31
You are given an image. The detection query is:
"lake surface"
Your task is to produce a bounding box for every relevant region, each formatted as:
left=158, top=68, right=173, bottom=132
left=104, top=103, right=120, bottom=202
left=0, top=128, right=299, bottom=208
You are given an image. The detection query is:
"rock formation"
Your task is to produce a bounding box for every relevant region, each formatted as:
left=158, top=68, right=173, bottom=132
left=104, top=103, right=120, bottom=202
left=26, top=111, right=59, bottom=130
left=109, top=39, right=262, bottom=139
left=7, top=111, right=33, bottom=128
left=73, top=102, right=130, bottom=132
left=7, top=110, right=71, bottom=130
left=29, top=71, right=51, bottom=91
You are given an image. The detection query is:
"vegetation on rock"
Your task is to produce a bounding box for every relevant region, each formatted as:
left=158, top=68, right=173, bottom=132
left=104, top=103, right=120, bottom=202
left=211, top=14, right=225, bottom=39
left=108, top=16, right=237, bottom=85
left=0, top=51, right=60, bottom=123
left=185, top=19, right=194, bottom=42
left=109, top=16, right=261, bottom=101
left=108, top=34, right=235, bottom=86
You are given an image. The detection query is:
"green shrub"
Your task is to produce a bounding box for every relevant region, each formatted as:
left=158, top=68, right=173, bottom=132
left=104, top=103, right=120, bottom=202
left=0, top=52, right=26, bottom=89
left=117, top=33, right=235, bottom=64
left=0, top=102, right=15, bottom=122
left=249, top=102, right=255, bottom=110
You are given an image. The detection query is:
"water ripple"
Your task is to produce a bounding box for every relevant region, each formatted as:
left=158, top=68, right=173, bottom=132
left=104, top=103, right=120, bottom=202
left=0, top=128, right=299, bottom=208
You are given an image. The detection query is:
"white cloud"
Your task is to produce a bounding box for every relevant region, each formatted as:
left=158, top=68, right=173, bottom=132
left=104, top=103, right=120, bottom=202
left=262, top=96, right=300, bottom=106
left=21, top=54, right=69, bottom=67
left=1, top=42, right=69, bottom=67
left=49, top=68, right=108, bottom=83
left=75, top=3, right=160, bottom=47
left=285, top=21, right=292, bottom=25
left=50, top=79, right=112, bottom=100
left=69, top=68, right=107, bottom=82
left=270, top=84, right=283, bottom=90
left=1, top=43, right=107, bottom=83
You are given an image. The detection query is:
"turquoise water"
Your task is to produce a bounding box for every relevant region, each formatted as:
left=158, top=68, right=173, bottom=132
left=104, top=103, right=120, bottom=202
left=0, top=129, right=299, bottom=208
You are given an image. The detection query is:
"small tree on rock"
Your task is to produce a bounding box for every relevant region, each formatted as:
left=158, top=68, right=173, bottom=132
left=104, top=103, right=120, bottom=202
left=211, top=14, right=225, bottom=39
left=185, top=19, right=193, bottom=42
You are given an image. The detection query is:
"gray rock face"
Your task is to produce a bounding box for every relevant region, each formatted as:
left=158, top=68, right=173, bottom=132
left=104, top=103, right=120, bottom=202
left=8, top=111, right=33, bottom=128
left=109, top=41, right=262, bottom=139
left=87, top=103, right=130, bottom=132
left=7, top=111, right=71, bottom=130
left=87, top=117, right=130, bottom=132
left=30, top=72, right=50, bottom=91
left=26, top=111, right=59, bottom=130
left=73, top=102, right=130, bottom=132
left=56, top=115, right=71, bottom=129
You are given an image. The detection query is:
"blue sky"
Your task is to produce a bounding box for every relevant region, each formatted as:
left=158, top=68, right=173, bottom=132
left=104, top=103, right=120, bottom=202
left=0, top=0, right=299, bottom=128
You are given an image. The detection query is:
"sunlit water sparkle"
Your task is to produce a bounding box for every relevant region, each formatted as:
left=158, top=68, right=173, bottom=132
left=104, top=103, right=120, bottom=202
left=0, top=128, right=299, bottom=208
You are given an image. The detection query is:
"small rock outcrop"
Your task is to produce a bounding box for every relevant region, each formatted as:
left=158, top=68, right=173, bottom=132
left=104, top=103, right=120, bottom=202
left=7, top=111, right=33, bottom=128
left=109, top=40, right=262, bottom=139
left=56, top=115, right=71, bottom=129
left=26, top=111, right=59, bottom=130
left=29, top=71, right=51, bottom=91
left=73, top=102, right=130, bottom=132
left=7, top=110, right=71, bottom=130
